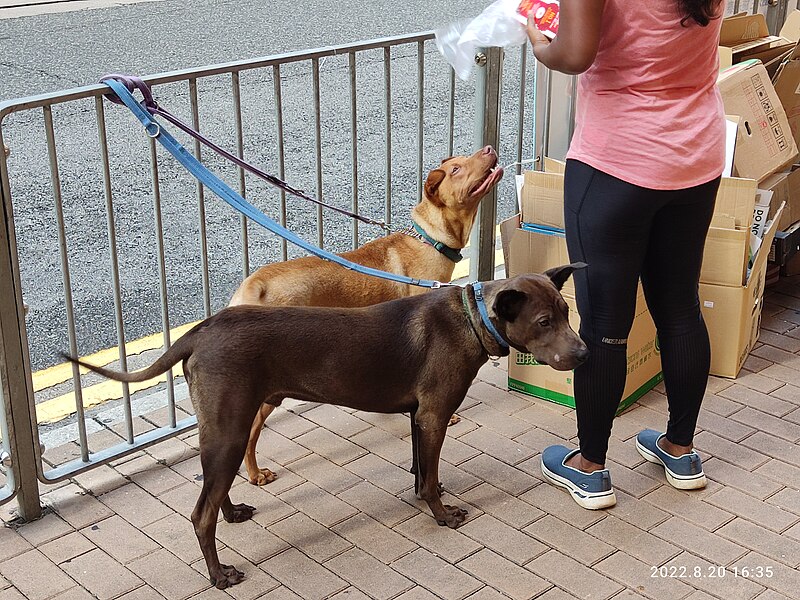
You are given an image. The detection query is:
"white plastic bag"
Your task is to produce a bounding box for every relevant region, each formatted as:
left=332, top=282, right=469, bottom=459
left=435, top=0, right=529, bottom=81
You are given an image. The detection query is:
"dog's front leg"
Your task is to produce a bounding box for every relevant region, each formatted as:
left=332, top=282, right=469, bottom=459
left=414, top=408, right=468, bottom=528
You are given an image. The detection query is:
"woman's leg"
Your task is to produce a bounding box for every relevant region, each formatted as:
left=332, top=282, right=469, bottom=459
left=563, top=160, right=662, bottom=468
left=640, top=177, right=720, bottom=452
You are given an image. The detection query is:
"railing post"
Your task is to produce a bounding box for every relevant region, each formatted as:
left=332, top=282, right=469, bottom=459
left=765, top=0, right=789, bottom=36
left=470, top=46, right=504, bottom=283
left=0, top=142, right=42, bottom=521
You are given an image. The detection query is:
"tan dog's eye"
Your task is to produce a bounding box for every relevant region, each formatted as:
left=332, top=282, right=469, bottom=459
left=452, top=166, right=460, bottom=174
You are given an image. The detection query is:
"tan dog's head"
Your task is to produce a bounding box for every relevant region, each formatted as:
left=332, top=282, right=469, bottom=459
left=413, top=146, right=503, bottom=248
left=488, top=265, right=588, bottom=371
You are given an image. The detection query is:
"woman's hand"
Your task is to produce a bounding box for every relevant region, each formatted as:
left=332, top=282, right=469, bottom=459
left=527, top=15, right=551, bottom=50
left=527, top=0, right=605, bottom=75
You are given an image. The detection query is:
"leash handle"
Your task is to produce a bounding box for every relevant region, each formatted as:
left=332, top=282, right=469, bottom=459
left=101, top=76, right=453, bottom=291
left=100, top=75, right=394, bottom=232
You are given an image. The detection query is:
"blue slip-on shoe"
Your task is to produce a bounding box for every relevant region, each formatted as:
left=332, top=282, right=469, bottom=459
left=540, top=445, right=616, bottom=510
left=636, top=429, right=707, bottom=490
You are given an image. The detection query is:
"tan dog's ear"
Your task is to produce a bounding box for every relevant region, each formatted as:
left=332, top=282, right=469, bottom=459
left=440, top=156, right=454, bottom=165
left=493, top=289, right=527, bottom=323
left=424, top=169, right=446, bottom=200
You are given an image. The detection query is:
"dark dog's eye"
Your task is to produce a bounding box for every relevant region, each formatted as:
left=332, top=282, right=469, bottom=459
left=538, top=318, right=551, bottom=328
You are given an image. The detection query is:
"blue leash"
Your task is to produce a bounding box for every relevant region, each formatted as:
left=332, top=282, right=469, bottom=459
left=101, top=77, right=511, bottom=351
left=101, top=77, right=450, bottom=290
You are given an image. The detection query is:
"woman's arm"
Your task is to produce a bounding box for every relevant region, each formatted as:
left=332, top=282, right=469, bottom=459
left=528, top=0, right=606, bottom=75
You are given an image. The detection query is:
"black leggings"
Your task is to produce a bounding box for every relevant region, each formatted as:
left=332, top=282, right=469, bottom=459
left=564, top=160, right=720, bottom=465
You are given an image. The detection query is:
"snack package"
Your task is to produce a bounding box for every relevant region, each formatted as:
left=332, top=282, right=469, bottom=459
left=515, top=0, right=560, bottom=39
left=435, top=0, right=531, bottom=81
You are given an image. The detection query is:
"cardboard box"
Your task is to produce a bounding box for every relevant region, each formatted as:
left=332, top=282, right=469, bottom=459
left=700, top=203, right=785, bottom=378
left=519, top=158, right=567, bottom=229
left=772, top=45, right=800, bottom=157
left=782, top=250, right=800, bottom=276
left=718, top=13, right=792, bottom=69
left=501, top=215, right=573, bottom=295
left=761, top=168, right=800, bottom=231
left=769, top=219, right=800, bottom=269
left=520, top=171, right=564, bottom=230
left=501, top=215, right=662, bottom=411
left=507, top=290, right=662, bottom=413
left=717, top=60, right=799, bottom=182
left=543, top=157, right=566, bottom=174
left=700, top=177, right=758, bottom=287
left=701, top=217, right=751, bottom=287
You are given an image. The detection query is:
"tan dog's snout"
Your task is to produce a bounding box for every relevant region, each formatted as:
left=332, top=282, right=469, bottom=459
left=426, top=145, right=503, bottom=205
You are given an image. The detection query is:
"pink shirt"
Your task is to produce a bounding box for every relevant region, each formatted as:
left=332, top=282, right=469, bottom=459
left=566, top=0, right=726, bottom=190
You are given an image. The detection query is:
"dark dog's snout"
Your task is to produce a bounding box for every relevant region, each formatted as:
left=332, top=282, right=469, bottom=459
left=574, top=345, right=590, bottom=364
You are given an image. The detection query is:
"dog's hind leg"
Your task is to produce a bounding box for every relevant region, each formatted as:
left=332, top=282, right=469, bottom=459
left=192, top=436, right=251, bottom=588
left=409, top=408, right=420, bottom=493
left=244, top=403, right=278, bottom=486
left=414, top=406, right=468, bottom=528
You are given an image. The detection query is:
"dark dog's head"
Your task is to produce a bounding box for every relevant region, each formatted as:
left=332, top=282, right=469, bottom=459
left=487, top=265, right=588, bottom=370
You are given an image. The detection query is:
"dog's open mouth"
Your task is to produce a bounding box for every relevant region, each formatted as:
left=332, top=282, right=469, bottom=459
left=469, top=166, right=504, bottom=198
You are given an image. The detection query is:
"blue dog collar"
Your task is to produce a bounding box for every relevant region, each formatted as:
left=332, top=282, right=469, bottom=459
left=472, top=282, right=510, bottom=351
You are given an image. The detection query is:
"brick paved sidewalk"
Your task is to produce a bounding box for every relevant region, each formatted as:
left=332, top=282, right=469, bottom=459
left=1, top=276, right=799, bottom=600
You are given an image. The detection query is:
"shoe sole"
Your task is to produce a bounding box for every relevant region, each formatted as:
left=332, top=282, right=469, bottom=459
left=636, top=439, right=707, bottom=490
left=540, top=460, right=617, bottom=510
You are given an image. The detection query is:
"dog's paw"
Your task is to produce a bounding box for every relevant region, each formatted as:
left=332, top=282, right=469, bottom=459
left=448, top=414, right=461, bottom=426
left=211, top=564, right=245, bottom=589
left=250, top=468, right=277, bottom=486
left=436, top=505, right=468, bottom=529
left=224, top=503, right=256, bottom=523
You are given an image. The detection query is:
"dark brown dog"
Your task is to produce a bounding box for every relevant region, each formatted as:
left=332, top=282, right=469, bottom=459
left=65, top=267, right=587, bottom=589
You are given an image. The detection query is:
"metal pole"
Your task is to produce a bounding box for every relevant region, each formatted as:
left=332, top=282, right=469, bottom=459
left=0, top=140, right=42, bottom=521
left=470, top=46, right=504, bottom=282
left=765, top=0, right=789, bottom=36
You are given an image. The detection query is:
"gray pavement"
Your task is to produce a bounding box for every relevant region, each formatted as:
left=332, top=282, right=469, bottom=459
left=0, top=0, right=535, bottom=373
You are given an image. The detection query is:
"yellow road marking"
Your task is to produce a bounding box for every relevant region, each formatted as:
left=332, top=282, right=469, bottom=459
left=34, top=322, right=197, bottom=425
left=36, top=364, right=186, bottom=424
left=32, top=225, right=505, bottom=424
left=32, top=321, right=198, bottom=393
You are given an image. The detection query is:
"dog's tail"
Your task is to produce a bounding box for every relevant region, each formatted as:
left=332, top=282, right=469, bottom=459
left=60, top=324, right=198, bottom=383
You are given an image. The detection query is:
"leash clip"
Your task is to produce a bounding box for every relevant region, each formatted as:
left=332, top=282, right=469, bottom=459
left=145, top=122, right=161, bottom=138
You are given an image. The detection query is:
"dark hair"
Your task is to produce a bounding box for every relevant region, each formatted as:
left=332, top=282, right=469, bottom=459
left=678, top=0, right=722, bottom=27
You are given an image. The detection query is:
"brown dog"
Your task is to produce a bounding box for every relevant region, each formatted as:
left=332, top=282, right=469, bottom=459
left=230, top=145, right=503, bottom=485
left=65, top=268, right=587, bottom=589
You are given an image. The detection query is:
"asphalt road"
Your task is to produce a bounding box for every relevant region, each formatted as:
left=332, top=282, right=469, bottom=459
left=1, top=0, right=535, bottom=372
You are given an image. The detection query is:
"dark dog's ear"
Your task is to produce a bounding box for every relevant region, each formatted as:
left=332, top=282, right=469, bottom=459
left=493, top=289, right=527, bottom=323
left=544, top=262, right=587, bottom=291
left=424, top=169, right=446, bottom=200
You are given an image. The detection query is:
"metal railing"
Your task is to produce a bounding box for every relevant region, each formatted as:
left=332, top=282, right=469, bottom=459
left=0, top=33, right=533, bottom=519
left=2, top=0, right=797, bottom=522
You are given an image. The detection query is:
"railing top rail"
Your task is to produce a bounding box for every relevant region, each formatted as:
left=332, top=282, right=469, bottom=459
left=0, top=30, right=436, bottom=120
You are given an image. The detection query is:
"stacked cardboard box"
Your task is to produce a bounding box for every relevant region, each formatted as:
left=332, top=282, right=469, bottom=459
left=710, top=55, right=792, bottom=377
left=500, top=162, right=663, bottom=413
left=720, top=12, right=800, bottom=278
left=500, top=15, right=800, bottom=407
